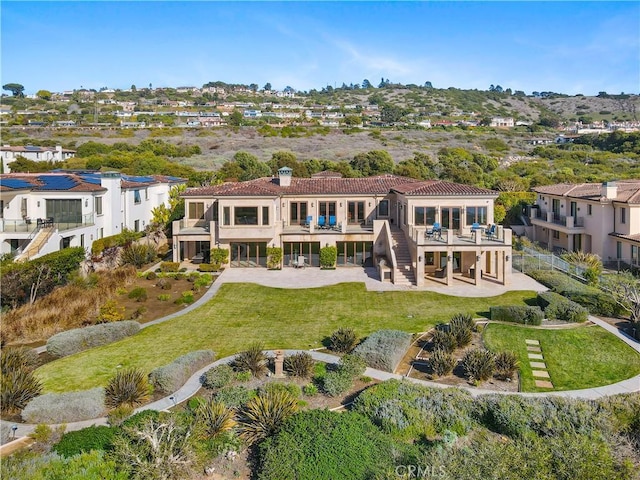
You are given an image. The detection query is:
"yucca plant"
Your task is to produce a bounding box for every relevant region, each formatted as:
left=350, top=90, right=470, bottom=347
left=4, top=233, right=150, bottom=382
left=431, top=329, right=457, bottom=353
left=450, top=313, right=475, bottom=331
left=0, top=347, right=39, bottom=374
left=329, top=327, right=358, bottom=353
left=495, top=351, right=520, bottom=380
left=450, top=323, right=473, bottom=348
left=233, top=343, right=268, bottom=378
left=239, top=389, right=298, bottom=444
left=430, top=349, right=456, bottom=377
left=283, top=352, right=315, bottom=378
left=105, top=368, right=150, bottom=409
left=461, top=348, right=495, bottom=385
left=196, top=399, right=237, bottom=438
left=120, top=244, right=157, bottom=268
left=0, top=369, right=43, bottom=414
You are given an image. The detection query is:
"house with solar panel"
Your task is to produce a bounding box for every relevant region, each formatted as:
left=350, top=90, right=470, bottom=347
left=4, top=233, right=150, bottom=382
left=0, top=172, right=186, bottom=260
left=172, top=167, right=513, bottom=287
left=1, top=145, right=76, bottom=173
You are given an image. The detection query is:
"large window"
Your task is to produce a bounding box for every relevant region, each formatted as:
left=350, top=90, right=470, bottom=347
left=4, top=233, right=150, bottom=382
left=621, top=207, right=626, bottom=224
left=134, top=189, right=141, bottom=204
left=223, top=207, right=230, bottom=226
left=348, top=201, right=365, bottom=224
left=336, top=241, right=373, bottom=266
left=95, top=197, right=103, bottom=216
left=46, top=199, right=82, bottom=224
left=319, top=202, right=336, bottom=220
left=377, top=199, right=389, bottom=217
left=262, top=206, right=269, bottom=225
left=466, top=206, right=487, bottom=225
left=188, top=202, right=205, bottom=220
left=290, top=202, right=308, bottom=225
left=234, top=206, right=258, bottom=225
left=414, top=206, right=436, bottom=225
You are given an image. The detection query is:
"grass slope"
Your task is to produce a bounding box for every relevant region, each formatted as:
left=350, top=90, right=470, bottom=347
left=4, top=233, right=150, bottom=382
left=36, top=283, right=535, bottom=392
left=483, top=323, right=640, bottom=392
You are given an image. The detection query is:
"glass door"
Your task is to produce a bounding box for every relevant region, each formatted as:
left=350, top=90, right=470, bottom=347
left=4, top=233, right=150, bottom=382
left=347, top=201, right=365, bottom=224
left=290, top=202, right=308, bottom=225
left=441, top=207, right=461, bottom=233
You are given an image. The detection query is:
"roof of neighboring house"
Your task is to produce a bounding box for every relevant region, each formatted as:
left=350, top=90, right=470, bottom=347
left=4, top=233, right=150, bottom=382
left=533, top=180, right=640, bottom=204
left=1, top=145, right=76, bottom=154
left=609, top=232, right=640, bottom=244
left=184, top=173, right=498, bottom=198
left=0, top=173, right=186, bottom=193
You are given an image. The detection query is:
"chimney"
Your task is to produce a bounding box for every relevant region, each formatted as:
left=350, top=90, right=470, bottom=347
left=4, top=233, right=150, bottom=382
left=278, top=166, right=293, bottom=187
left=602, top=181, right=617, bottom=200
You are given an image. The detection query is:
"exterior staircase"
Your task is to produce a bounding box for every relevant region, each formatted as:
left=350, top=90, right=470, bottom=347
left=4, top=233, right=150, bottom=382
left=15, top=227, right=55, bottom=261
left=390, top=228, right=415, bottom=286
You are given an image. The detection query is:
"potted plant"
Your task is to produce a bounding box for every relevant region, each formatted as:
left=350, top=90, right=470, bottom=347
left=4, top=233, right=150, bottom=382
left=266, top=246, right=283, bottom=270
left=319, top=245, right=337, bottom=269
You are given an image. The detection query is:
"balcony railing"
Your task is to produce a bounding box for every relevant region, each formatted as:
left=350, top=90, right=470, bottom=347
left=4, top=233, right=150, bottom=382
left=0, top=214, right=94, bottom=233
left=533, top=209, right=584, bottom=228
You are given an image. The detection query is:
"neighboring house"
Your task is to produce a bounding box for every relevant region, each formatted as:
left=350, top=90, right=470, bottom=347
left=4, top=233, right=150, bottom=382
left=173, top=168, right=513, bottom=287
left=490, top=117, right=515, bottom=128
left=1, top=145, right=76, bottom=173
left=0, top=171, right=186, bottom=260
left=529, top=181, right=640, bottom=267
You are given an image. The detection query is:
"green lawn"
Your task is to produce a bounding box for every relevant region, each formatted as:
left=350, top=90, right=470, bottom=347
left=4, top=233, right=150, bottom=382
left=483, top=323, right=640, bottom=392
left=36, top=282, right=535, bottom=393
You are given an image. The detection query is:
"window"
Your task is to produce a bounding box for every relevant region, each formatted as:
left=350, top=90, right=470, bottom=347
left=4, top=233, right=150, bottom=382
left=46, top=199, right=82, bottom=224
left=319, top=202, right=336, bottom=220
left=553, top=230, right=560, bottom=239
left=617, top=241, right=622, bottom=259
left=631, top=245, right=638, bottom=265
left=223, top=206, right=230, bottom=226
left=234, top=206, right=258, bottom=225
left=403, top=204, right=408, bottom=225
left=134, top=220, right=140, bottom=232
left=621, top=207, right=626, bottom=224
left=377, top=199, right=389, bottom=217
left=262, top=206, right=269, bottom=225
left=21, top=198, right=28, bottom=217
left=552, top=199, right=560, bottom=215
left=290, top=202, right=308, bottom=225
left=414, top=206, right=436, bottom=225
left=425, top=252, right=435, bottom=266
left=466, top=206, right=487, bottom=226
left=0, top=200, right=3, bottom=219
left=348, top=201, right=366, bottom=224
left=188, top=202, right=205, bottom=220
left=587, top=204, right=592, bottom=215
left=98, top=227, right=103, bottom=239
left=134, top=189, right=141, bottom=204
left=95, top=197, right=103, bottom=216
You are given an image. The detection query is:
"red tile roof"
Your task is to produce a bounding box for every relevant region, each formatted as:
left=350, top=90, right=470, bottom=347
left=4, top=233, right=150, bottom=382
left=534, top=181, right=640, bottom=204
left=185, top=174, right=498, bottom=197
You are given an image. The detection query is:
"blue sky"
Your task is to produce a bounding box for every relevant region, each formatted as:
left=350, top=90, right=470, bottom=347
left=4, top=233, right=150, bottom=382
left=2, top=1, right=639, bottom=96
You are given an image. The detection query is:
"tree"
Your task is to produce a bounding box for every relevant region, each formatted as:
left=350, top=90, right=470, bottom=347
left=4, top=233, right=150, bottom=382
left=3, top=83, right=24, bottom=97
left=350, top=150, right=395, bottom=176
left=263, top=82, right=272, bottom=91
left=36, top=90, right=52, bottom=101
left=602, top=272, right=640, bottom=324
left=424, top=81, right=433, bottom=88
left=130, top=84, right=137, bottom=92
left=249, top=83, right=258, bottom=92
left=380, top=104, right=406, bottom=123
left=362, top=79, right=372, bottom=89
left=228, top=110, right=243, bottom=126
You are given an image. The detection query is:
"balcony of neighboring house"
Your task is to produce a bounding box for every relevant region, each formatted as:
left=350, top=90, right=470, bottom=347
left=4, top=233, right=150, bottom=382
left=0, top=214, right=94, bottom=234
left=529, top=208, right=585, bottom=232
left=406, top=223, right=512, bottom=247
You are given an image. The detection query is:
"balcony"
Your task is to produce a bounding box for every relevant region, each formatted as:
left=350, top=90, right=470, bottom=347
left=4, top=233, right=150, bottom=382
left=0, top=214, right=94, bottom=234
left=531, top=209, right=585, bottom=229
left=407, top=224, right=512, bottom=247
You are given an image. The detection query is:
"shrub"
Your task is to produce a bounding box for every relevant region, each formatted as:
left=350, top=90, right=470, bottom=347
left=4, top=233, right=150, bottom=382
left=232, top=343, right=268, bottom=377
left=329, top=327, right=358, bottom=353
left=120, top=243, right=157, bottom=268
left=258, top=410, right=396, bottom=480
left=46, top=321, right=141, bottom=358
left=160, top=261, right=180, bottom=273
left=430, top=349, right=456, bottom=377
left=105, top=368, right=150, bottom=409
left=197, top=263, right=219, bottom=272
left=156, top=277, right=172, bottom=290
left=0, top=359, right=43, bottom=413
left=180, top=290, right=194, bottom=304
left=107, top=404, right=134, bottom=426
left=91, top=229, right=142, bottom=256
left=157, top=293, right=171, bottom=301
left=215, top=386, right=255, bottom=408
left=527, top=269, right=623, bottom=316
left=201, top=364, right=234, bottom=390
left=145, top=271, right=157, bottom=280
left=284, top=352, right=314, bottom=378
left=148, top=350, right=215, bottom=394
left=1, top=450, right=124, bottom=479
left=53, top=425, right=116, bottom=457
left=322, top=370, right=353, bottom=397
left=260, top=382, right=302, bottom=399
left=353, top=380, right=475, bottom=438
left=266, top=246, right=283, bottom=269
left=22, top=388, right=106, bottom=423
left=354, top=329, right=413, bottom=372
left=1, top=346, right=39, bottom=373
left=461, top=349, right=496, bottom=385
left=450, top=313, right=475, bottom=347
left=431, top=328, right=457, bottom=353
left=239, top=389, right=299, bottom=444
left=97, top=299, right=126, bottom=322
left=127, top=286, right=148, bottom=302
left=235, top=371, right=252, bottom=382
left=537, top=291, right=588, bottom=322
left=196, top=399, right=237, bottom=438
left=193, top=274, right=212, bottom=290
left=495, top=351, right=519, bottom=380
left=490, top=305, right=544, bottom=325
left=210, top=247, right=229, bottom=265
left=450, top=312, right=475, bottom=330
left=319, top=245, right=338, bottom=268
left=339, top=353, right=367, bottom=378
left=303, top=384, right=318, bottom=396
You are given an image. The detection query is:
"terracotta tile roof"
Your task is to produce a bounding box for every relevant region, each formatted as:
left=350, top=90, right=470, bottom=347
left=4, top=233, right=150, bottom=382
left=185, top=174, right=498, bottom=197
left=311, top=170, right=344, bottom=178
left=609, top=232, right=640, bottom=244
left=534, top=180, right=640, bottom=204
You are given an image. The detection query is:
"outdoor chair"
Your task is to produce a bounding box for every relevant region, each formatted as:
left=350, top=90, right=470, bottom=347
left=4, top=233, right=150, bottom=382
left=296, top=255, right=306, bottom=268
left=484, top=224, right=496, bottom=239
left=317, top=216, right=326, bottom=229
left=471, top=222, right=481, bottom=232
left=328, top=215, right=337, bottom=229
left=304, top=215, right=313, bottom=228
left=426, top=222, right=442, bottom=239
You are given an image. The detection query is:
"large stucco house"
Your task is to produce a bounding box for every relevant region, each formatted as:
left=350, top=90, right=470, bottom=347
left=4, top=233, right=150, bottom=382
left=0, top=171, right=186, bottom=260
left=173, top=168, right=513, bottom=287
left=529, top=180, right=640, bottom=268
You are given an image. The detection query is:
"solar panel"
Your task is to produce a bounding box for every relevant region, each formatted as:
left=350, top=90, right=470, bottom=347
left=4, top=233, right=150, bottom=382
left=78, top=173, right=102, bottom=185
left=38, top=175, right=78, bottom=190
left=24, top=145, right=42, bottom=151
left=124, top=175, right=155, bottom=183
left=1, top=178, right=33, bottom=189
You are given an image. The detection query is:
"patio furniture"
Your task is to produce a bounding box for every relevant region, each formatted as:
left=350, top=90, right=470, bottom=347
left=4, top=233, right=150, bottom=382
left=484, top=224, right=496, bottom=240
left=471, top=222, right=481, bottom=232
left=426, top=222, right=441, bottom=239
left=304, top=215, right=313, bottom=228
left=191, top=253, right=204, bottom=264
left=328, top=215, right=337, bottom=229
left=317, top=216, right=326, bottom=229
left=294, top=255, right=306, bottom=268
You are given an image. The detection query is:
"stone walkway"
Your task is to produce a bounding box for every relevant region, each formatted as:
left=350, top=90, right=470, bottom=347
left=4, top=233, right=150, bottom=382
left=526, top=339, right=554, bottom=389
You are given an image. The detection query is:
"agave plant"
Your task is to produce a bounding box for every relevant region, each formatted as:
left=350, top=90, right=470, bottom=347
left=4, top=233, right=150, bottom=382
left=283, top=352, right=315, bottom=378
left=495, top=351, right=520, bottom=380
left=233, top=343, right=268, bottom=378
left=431, top=329, right=457, bottom=353
left=105, top=368, right=150, bottom=409
left=329, top=327, right=358, bottom=353
left=239, top=389, right=298, bottom=444
left=196, top=399, right=237, bottom=438
left=0, top=369, right=43, bottom=414
left=461, top=348, right=495, bottom=385
left=430, top=349, right=456, bottom=377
